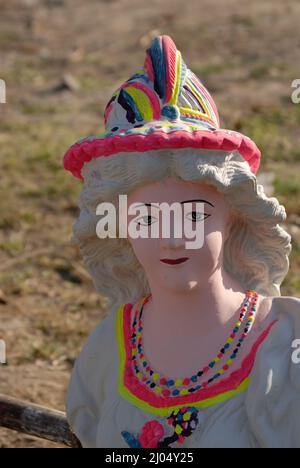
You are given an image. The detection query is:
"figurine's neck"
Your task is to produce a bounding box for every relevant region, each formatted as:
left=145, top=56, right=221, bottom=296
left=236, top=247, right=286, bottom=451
left=145, top=268, right=246, bottom=334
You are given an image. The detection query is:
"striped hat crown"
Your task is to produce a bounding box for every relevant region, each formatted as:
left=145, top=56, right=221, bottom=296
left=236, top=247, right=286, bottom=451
left=104, top=35, right=220, bottom=132
left=64, top=34, right=261, bottom=179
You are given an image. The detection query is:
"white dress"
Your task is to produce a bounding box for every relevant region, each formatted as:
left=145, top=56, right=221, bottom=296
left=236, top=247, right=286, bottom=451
left=66, top=298, right=300, bottom=448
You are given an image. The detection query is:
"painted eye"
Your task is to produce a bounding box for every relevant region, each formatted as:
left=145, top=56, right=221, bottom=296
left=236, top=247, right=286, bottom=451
left=135, top=215, right=158, bottom=226
left=185, top=211, right=211, bottom=222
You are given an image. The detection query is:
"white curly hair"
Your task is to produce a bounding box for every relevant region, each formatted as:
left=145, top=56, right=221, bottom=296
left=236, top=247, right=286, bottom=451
left=72, top=148, right=292, bottom=314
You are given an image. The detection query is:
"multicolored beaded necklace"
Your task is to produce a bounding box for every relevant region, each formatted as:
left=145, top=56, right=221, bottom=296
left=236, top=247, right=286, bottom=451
left=130, top=289, right=258, bottom=397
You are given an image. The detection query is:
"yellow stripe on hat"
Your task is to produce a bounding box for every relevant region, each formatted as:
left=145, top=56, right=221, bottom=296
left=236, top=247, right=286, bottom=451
left=169, top=51, right=182, bottom=106
left=124, top=86, right=153, bottom=121
left=185, top=76, right=211, bottom=117
left=179, top=107, right=216, bottom=125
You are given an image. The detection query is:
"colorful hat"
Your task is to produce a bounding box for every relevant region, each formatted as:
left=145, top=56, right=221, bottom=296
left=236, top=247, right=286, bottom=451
left=64, top=35, right=261, bottom=180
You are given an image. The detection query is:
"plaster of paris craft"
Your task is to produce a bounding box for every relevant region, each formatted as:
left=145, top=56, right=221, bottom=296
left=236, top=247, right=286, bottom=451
left=64, top=35, right=300, bottom=449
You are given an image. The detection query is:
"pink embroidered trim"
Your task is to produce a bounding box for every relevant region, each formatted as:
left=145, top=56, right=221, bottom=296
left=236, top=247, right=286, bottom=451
left=63, top=129, right=261, bottom=180
left=122, top=302, right=278, bottom=408
left=139, top=420, right=165, bottom=448
left=144, top=51, right=155, bottom=82
left=104, top=101, right=114, bottom=126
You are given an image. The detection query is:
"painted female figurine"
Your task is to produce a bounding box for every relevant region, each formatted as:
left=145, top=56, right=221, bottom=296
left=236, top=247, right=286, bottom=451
left=64, top=35, right=300, bottom=448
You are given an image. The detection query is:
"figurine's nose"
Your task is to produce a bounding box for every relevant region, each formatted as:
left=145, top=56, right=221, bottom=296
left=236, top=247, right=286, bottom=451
left=160, top=236, right=185, bottom=251
left=159, top=223, right=186, bottom=250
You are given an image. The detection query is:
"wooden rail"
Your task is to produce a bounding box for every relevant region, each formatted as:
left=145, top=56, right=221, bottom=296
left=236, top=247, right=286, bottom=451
left=0, top=394, right=82, bottom=448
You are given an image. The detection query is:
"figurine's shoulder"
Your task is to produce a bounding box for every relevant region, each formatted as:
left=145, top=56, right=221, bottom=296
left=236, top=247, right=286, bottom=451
left=89, top=309, right=116, bottom=344
left=245, top=293, right=300, bottom=447
left=273, top=294, right=300, bottom=335
left=282, top=295, right=300, bottom=313
left=248, top=293, right=300, bottom=361
left=271, top=294, right=300, bottom=310
left=256, top=294, right=300, bottom=326
left=71, top=310, right=117, bottom=381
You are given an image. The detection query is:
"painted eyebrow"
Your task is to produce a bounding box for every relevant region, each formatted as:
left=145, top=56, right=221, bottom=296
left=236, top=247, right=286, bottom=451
left=180, top=199, right=215, bottom=207
left=133, top=199, right=215, bottom=209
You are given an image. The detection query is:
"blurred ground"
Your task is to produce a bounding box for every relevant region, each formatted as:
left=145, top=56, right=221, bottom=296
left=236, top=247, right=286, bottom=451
left=0, top=0, right=300, bottom=448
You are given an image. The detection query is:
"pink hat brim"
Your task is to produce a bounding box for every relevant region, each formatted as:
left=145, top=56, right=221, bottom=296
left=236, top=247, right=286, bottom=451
left=64, top=128, right=261, bottom=180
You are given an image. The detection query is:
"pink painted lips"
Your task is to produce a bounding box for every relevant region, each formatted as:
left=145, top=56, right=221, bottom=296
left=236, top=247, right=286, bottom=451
left=160, top=258, right=189, bottom=265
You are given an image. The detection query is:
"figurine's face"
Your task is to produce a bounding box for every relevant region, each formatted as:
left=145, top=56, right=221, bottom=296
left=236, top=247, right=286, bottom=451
left=127, top=176, right=234, bottom=293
